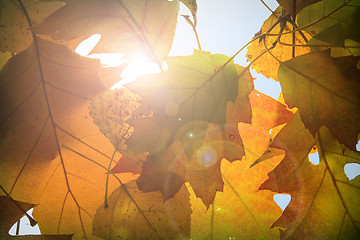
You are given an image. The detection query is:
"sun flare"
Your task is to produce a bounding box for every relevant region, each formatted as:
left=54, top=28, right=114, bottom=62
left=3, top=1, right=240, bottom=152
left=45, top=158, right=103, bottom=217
left=75, top=34, right=165, bottom=89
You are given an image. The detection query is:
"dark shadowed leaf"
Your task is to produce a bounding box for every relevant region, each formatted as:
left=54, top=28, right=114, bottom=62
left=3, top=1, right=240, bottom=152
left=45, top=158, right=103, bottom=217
left=276, top=0, right=320, bottom=16
left=0, top=196, right=73, bottom=240
left=278, top=50, right=360, bottom=151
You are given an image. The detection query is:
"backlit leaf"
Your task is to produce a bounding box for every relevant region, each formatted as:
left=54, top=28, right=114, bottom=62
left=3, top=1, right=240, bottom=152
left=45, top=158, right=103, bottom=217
left=297, top=0, right=360, bottom=54
left=246, top=7, right=311, bottom=81
left=125, top=50, right=240, bottom=157
left=32, top=0, right=179, bottom=62
left=190, top=123, right=283, bottom=239
left=93, top=181, right=191, bottom=240
left=0, top=0, right=64, bottom=53
left=0, top=37, right=121, bottom=239
left=263, top=125, right=360, bottom=239
left=278, top=50, right=360, bottom=151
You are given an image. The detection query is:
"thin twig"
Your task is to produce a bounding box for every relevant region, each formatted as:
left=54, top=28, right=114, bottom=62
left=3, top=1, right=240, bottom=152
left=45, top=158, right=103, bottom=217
left=260, top=0, right=274, bottom=13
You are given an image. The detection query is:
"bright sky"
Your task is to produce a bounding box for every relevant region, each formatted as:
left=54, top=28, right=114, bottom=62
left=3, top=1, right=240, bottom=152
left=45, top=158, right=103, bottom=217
left=10, top=0, right=360, bottom=235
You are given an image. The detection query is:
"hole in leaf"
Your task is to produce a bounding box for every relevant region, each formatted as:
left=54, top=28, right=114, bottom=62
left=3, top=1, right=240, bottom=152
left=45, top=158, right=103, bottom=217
left=9, top=208, right=41, bottom=236
left=309, top=152, right=320, bottom=165
left=251, top=69, right=281, bottom=99
left=357, top=139, right=360, bottom=151
left=344, top=163, right=360, bottom=181
left=75, top=34, right=101, bottom=56
left=273, top=194, right=291, bottom=211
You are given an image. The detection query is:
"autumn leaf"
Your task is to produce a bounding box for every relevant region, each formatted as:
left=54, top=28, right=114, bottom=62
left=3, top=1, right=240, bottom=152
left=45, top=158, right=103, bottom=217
left=249, top=90, right=293, bottom=133
left=0, top=36, right=123, bottom=239
left=93, top=181, right=191, bottom=240
left=125, top=50, right=241, bottom=157
left=136, top=141, right=188, bottom=201
left=0, top=0, right=64, bottom=53
left=297, top=0, right=360, bottom=55
left=134, top=123, right=224, bottom=208
left=0, top=196, right=73, bottom=239
left=246, top=7, right=311, bottom=81
left=32, top=0, right=179, bottom=63
left=262, top=122, right=360, bottom=238
left=276, top=0, right=320, bottom=17
left=190, top=123, right=284, bottom=239
left=278, top=50, right=360, bottom=151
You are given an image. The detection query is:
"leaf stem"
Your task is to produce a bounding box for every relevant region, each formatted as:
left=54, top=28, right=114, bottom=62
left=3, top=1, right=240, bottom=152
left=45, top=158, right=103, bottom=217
left=0, top=185, right=38, bottom=227
left=181, top=15, right=202, bottom=50
left=104, top=150, right=117, bottom=208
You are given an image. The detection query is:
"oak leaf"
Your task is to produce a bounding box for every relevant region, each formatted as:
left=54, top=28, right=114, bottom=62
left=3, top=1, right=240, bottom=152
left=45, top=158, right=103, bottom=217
left=278, top=50, right=360, bottom=151
left=32, top=0, right=179, bottom=63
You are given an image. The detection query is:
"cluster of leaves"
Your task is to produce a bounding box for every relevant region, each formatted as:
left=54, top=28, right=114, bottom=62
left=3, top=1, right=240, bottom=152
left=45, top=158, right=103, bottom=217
left=0, top=0, right=359, bottom=239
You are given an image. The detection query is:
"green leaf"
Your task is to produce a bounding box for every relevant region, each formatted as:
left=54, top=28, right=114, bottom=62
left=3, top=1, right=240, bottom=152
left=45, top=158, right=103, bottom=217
left=32, top=0, right=179, bottom=62
left=125, top=50, right=240, bottom=156
left=298, top=0, right=360, bottom=52
left=93, top=181, right=191, bottom=240
left=278, top=50, right=360, bottom=151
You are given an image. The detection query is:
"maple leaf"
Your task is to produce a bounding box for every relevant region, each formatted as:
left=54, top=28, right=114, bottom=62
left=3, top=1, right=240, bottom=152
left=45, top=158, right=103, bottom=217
left=190, top=122, right=284, bottom=239
left=261, top=115, right=360, bottom=238
left=0, top=196, right=73, bottom=239
left=249, top=90, right=293, bottom=133
left=276, top=0, right=321, bottom=17
left=0, top=0, right=64, bottom=53
left=125, top=50, right=241, bottom=157
left=32, top=0, right=179, bottom=63
left=297, top=0, right=360, bottom=55
left=93, top=181, right=191, bottom=239
left=278, top=50, right=360, bottom=151
left=222, top=65, right=253, bottom=162
left=0, top=36, right=122, bottom=239
left=133, top=122, right=224, bottom=208
left=246, top=6, right=311, bottom=81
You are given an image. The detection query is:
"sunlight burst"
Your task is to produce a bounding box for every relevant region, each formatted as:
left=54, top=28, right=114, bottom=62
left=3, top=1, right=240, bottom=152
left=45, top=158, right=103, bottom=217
left=75, top=34, right=165, bottom=89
